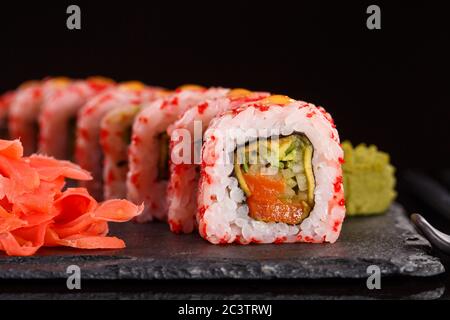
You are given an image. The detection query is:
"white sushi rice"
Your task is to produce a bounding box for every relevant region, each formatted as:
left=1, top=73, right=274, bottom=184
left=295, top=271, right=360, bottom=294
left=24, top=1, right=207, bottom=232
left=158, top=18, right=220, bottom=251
left=127, top=87, right=230, bottom=223
left=198, top=100, right=345, bottom=244
left=39, top=79, right=109, bottom=159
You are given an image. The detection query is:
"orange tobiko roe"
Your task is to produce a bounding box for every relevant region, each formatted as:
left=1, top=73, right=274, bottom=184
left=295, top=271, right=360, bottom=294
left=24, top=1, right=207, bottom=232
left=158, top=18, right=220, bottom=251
left=243, top=173, right=305, bottom=225
left=0, top=139, right=143, bottom=256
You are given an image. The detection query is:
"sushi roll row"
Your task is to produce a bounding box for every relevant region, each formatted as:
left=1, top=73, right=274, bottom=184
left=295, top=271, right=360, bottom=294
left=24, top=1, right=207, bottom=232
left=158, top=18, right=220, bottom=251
left=8, top=77, right=113, bottom=156
left=75, top=81, right=165, bottom=199
left=1, top=78, right=346, bottom=244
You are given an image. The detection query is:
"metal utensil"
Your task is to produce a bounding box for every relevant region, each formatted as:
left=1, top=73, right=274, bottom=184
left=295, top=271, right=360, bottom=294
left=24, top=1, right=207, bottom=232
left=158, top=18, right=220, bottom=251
left=411, top=213, right=450, bottom=255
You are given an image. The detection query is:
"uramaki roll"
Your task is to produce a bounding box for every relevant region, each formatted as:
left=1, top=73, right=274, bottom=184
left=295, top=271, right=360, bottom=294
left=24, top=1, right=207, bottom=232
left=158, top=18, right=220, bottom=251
left=101, top=104, right=142, bottom=200
left=75, top=82, right=162, bottom=200
left=197, top=95, right=345, bottom=244
left=167, top=89, right=270, bottom=233
left=9, top=78, right=70, bottom=155
left=0, top=90, right=16, bottom=139
left=126, top=86, right=229, bottom=223
left=100, top=88, right=171, bottom=200
left=38, top=77, right=114, bottom=160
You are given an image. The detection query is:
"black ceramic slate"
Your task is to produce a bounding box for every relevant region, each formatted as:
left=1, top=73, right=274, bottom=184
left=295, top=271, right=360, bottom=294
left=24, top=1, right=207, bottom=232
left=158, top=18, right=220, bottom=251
left=0, top=203, right=444, bottom=280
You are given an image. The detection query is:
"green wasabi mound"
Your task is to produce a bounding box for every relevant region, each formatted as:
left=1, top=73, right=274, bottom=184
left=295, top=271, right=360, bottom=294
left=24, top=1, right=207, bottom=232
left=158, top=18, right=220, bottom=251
left=342, top=141, right=396, bottom=216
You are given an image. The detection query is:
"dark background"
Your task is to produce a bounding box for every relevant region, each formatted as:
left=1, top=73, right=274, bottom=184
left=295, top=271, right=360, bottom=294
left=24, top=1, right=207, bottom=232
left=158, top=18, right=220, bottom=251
left=0, top=0, right=448, bottom=170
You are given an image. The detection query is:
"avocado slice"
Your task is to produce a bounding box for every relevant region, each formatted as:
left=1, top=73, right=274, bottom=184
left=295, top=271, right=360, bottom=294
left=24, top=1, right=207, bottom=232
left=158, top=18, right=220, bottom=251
left=303, top=144, right=315, bottom=202
left=234, top=160, right=251, bottom=196
left=280, top=136, right=297, bottom=156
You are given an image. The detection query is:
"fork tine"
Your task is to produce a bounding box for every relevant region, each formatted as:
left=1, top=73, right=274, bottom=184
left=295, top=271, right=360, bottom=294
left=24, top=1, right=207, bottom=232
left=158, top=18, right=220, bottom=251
left=411, top=213, right=450, bottom=255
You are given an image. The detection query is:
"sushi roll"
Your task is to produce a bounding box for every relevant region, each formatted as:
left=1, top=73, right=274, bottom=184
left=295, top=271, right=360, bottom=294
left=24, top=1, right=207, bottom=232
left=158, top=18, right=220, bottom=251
left=9, top=78, right=71, bottom=155
left=127, top=86, right=229, bottom=223
left=197, top=95, right=346, bottom=244
left=38, top=77, right=114, bottom=160
left=100, top=104, right=142, bottom=200
left=0, top=90, right=16, bottom=139
left=167, top=89, right=270, bottom=233
left=75, top=82, right=162, bottom=200
left=100, top=88, right=170, bottom=200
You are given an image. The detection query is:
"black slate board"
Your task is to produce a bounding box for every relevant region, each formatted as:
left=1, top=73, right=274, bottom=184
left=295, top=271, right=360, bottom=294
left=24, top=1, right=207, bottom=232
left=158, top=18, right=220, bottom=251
left=0, top=203, right=444, bottom=280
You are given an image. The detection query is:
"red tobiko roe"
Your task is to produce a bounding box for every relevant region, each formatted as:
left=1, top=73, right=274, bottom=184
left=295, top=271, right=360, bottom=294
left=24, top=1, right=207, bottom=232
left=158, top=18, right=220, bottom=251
left=0, top=139, right=143, bottom=256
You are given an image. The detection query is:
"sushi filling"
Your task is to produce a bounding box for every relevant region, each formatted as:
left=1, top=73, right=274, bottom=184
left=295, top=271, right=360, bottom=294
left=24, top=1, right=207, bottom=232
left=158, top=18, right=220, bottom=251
left=157, top=132, right=170, bottom=181
left=67, top=116, right=77, bottom=161
left=115, top=125, right=132, bottom=168
left=234, top=134, right=315, bottom=225
left=123, top=125, right=132, bottom=146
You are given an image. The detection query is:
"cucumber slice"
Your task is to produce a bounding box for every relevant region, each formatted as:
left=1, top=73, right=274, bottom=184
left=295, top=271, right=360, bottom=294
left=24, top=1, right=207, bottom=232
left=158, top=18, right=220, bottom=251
left=286, top=178, right=297, bottom=188
left=242, top=161, right=249, bottom=173
left=296, top=174, right=308, bottom=191
left=282, top=168, right=295, bottom=179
